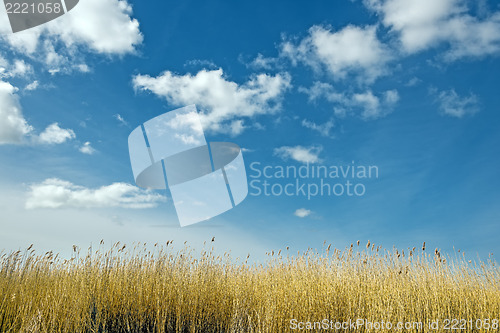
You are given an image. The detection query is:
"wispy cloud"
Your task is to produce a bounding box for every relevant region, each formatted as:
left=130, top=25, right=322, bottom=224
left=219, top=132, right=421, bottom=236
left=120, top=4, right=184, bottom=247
left=301, top=118, right=335, bottom=137
left=184, top=59, right=217, bottom=69
left=25, top=179, right=166, bottom=209
left=24, top=80, right=39, bottom=91
left=247, top=53, right=281, bottom=70
left=114, top=114, right=128, bottom=126
left=433, top=88, right=479, bottom=118
left=406, top=77, right=422, bottom=87
left=300, top=82, right=399, bottom=120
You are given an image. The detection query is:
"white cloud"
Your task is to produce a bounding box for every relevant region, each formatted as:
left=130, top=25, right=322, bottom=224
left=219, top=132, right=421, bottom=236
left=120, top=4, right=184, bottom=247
left=274, top=145, right=323, bottom=164
left=299, top=81, right=345, bottom=103
left=174, top=133, right=202, bottom=146
left=38, top=123, right=76, bottom=144
left=443, top=14, right=500, bottom=60
left=294, top=208, right=312, bottom=218
left=384, top=89, right=400, bottom=104
left=435, top=89, right=479, bottom=117
left=77, top=64, right=91, bottom=73
left=25, top=178, right=166, bottom=209
left=114, top=113, right=128, bottom=126
left=79, top=142, right=96, bottom=155
left=352, top=91, right=382, bottom=119
left=46, top=0, right=143, bottom=55
left=0, top=0, right=143, bottom=72
left=230, top=119, right=246, bottom=136
left=0, top=80, right=33, bottom=144
left=0, top=83, right=77, bottom=145
left=365, top=0, right=500, bottom=59
left=364, top=0, right=459, bottom=52
left=300, top=82, right=399, bottom=120
left=406, top=77, right=422, bottom=87
left=282, top=25, right=392, bottom=83
left=24, top=80, right=39, bottom=91
left=353, top=89, right=400, bottom=119
left=132, top=68, right=292, bottom=135
left=248, top=53, right=280, bottom=70
left=10, top=59, right=33, bottom=77
left=0, top=81, right=80, bottom=146
left=0, top=58, right=33, bottom=78
left=302, top=118, right=335, bottom=137
left=184, top=59, right=217, bottom=69
left=0, top=29, right=40, bottom=55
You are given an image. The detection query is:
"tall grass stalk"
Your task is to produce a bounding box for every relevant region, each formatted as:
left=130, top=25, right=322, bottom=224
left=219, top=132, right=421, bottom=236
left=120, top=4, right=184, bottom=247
left=1, top=241, right=498, bottom=332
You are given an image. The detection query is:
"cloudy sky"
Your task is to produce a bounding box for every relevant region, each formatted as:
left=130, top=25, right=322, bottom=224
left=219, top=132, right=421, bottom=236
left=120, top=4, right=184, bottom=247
left=0, top=0, right=499, bottom=260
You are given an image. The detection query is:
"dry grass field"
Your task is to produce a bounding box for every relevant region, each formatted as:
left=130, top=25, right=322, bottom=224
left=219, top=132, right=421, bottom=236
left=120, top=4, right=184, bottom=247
left=1, top=240, right=499, bottom=332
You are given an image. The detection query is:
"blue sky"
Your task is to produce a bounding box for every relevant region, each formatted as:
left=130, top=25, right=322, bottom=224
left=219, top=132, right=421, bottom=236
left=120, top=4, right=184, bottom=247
left=0, top=0, right=499, bottom=261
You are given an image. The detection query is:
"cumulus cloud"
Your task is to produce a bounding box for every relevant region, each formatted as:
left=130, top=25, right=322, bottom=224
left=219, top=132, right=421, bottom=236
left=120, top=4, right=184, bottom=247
left=0, top=82, right=80, bottom=145
left=49, top=0, right=143, bottom=55
left=0, top=0, right=143, bottom=72
left=0, top=83, right=77, bottom=145
left=38, top=123, right=76, bottom=144
left=282, top=25, right=392, bottom=83
left=274, top=145, right=323, bottom=164
left=294, top=208, right=312, bottom=218
left=0, top=0, right=142, bottom=146
left=300, top=82, right=399, bottom=120
left=434, top=89, right=479, bottom=117
left=79, top=142, right=96, bottom=155
left=0, top=80, right=33, bottom=144
left=132, top=68, right=292, bottom=135
left=364, top=0, right=500, bottom=59
left=25, top=178, right=166, bottom=209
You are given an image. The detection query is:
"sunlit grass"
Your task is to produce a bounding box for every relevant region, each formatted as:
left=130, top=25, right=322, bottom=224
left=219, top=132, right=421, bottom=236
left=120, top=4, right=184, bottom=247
left=1, top=240, right=499, bottom=332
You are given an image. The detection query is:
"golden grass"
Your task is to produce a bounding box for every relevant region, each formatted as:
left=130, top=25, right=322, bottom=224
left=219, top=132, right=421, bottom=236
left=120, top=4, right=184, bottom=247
left=1, top=240, right=499, bottom=332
